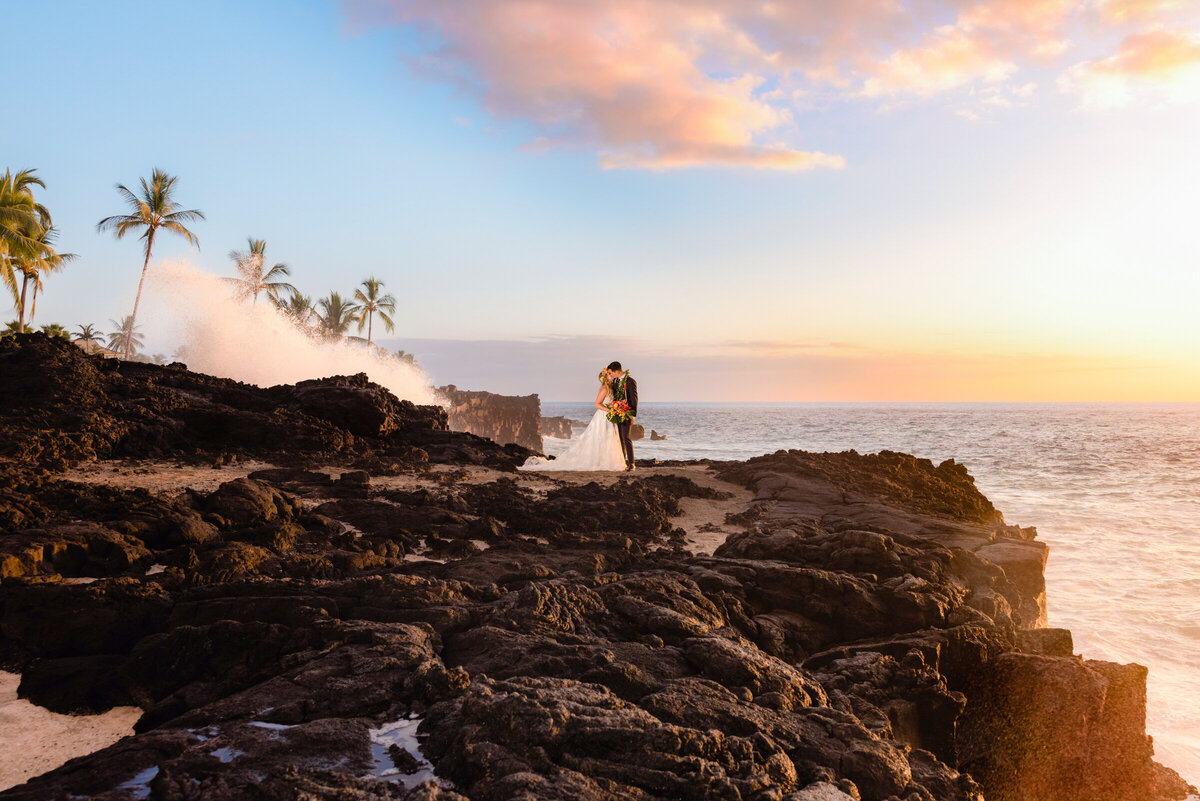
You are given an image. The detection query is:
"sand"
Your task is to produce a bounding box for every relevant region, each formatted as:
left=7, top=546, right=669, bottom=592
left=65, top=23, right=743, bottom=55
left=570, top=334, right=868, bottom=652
left=0, top=671, right=141, bottom=792
left=63, top=461, right=754, bottom=556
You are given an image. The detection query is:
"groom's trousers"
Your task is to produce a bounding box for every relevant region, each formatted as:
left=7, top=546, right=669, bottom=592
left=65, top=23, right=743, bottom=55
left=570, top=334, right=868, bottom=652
left=616, top=420, right=635, bottom=468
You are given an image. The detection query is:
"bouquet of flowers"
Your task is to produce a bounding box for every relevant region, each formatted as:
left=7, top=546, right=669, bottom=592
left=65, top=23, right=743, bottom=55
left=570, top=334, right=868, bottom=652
left=606, top=399, right=633, bottom=424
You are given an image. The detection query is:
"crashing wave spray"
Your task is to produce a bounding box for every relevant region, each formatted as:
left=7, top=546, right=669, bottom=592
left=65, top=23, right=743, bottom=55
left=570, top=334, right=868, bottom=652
left=142, top=260, right=439, bottom=405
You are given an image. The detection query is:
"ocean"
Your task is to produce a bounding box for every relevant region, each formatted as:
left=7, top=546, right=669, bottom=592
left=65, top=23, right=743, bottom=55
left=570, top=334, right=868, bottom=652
left=542, top=401, right=1200, bottom=785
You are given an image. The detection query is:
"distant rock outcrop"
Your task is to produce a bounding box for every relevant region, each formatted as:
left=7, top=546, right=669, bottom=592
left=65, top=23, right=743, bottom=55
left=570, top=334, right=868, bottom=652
left=650, top=429, right=667, bottom=440
left=539, top=415, right=579, bottom=439
left=439, top=385, right=543, bottom=452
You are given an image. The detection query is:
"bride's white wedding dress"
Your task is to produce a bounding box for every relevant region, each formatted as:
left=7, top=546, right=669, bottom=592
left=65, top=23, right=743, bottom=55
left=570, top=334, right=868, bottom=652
left=520, top=397, right=626, bottom=472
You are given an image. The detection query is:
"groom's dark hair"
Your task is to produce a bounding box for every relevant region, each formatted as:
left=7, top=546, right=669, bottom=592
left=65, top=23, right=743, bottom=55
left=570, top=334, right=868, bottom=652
left=607, top=361, right=622, bottom=371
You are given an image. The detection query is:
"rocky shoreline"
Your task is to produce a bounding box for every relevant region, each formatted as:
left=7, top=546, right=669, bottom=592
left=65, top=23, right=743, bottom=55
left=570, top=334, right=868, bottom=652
left=0, top=333, right=1194, bottom=801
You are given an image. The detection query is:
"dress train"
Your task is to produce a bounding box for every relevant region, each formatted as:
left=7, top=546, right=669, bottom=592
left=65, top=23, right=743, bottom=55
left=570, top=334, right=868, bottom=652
left=519, top=407, right=626, bottom=472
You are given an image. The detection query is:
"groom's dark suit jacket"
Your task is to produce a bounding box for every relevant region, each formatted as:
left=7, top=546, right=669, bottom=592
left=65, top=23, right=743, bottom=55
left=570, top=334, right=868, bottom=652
left=620, top=376, right=638, bottom=417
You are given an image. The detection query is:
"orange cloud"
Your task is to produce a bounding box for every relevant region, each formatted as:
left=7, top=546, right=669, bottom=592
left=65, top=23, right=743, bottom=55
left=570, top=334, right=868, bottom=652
left=863, top=27, right=1018, bottom=96
left=1090, top=27, right=1200, bottom=76
left=1095, top=0, right=1183, bottom=24
left=1062, top=27, right=1200, bottom=106
left=863, top=0, right=1078, bottom=96
left=343, top=0, right=1200, bottom=168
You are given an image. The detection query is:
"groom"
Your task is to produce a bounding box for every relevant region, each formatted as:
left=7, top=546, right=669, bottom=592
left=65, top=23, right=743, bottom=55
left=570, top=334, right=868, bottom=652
left=606, top=361, right=638, bottom=471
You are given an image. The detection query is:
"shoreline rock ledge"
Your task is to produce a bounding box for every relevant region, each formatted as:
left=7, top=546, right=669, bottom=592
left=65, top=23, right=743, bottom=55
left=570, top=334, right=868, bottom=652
left=0, top=333, right=1195, bottom=801
left=438, top=385, right=543, bottom=453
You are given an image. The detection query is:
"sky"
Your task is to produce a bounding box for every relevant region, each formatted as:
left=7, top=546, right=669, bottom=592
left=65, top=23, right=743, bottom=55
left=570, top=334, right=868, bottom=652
left=4, top=0, right=1199, bottom=401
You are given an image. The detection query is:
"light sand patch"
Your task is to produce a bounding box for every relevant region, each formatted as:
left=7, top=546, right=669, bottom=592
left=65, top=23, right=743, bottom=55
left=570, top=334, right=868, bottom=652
left=654, top=466, right=755, bottom=555
left=0, top=671, right=141, bottom=792
left=63, top=460, right=560, bottom=498
left=512, top=465, right=755, bottom=554
left=60, top=461, right=754, bottom=553
left=63, top=459, right=278, bottom=498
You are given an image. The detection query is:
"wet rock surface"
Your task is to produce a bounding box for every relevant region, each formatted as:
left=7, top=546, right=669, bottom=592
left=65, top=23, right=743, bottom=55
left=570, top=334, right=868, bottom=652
left=0, top=334, right=1193, bottom=800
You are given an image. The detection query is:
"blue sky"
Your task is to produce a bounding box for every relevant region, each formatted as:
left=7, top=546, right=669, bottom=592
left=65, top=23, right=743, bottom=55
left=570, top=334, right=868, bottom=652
left=5, top=0, right=1200, bottom=400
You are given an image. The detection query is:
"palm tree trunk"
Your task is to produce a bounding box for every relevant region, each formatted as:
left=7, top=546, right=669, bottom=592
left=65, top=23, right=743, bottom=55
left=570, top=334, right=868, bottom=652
left=368, top=310, right=373, bottom=345
left=17, top=273, right=29, bottom=333
left=126, top=228, right=156, bottom=358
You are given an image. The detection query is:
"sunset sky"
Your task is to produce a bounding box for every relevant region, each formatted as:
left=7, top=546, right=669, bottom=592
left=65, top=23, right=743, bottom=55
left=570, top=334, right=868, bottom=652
left=5, top=0, right=1199, bottom=401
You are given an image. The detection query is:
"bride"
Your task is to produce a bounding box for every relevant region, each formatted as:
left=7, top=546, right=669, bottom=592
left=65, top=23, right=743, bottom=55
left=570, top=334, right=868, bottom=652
left=520, top=369, right=627, bottom=472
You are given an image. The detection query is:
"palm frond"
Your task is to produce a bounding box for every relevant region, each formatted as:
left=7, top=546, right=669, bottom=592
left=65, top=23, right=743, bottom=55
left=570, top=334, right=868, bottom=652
left=0, top=225, right=42, bottom=257
left=9, top=169, right=46, bottom=191
left=114, top=184, right=142, bottom=210
left=265, top=281, right=296, bottom=300
left=317, top=291, right=363, bottom=335
left=160, top=220, right=200, bottom=249
left=96, top=213, right=141, bottom=235
left=164, top=208, right=206, bottom=225
left=1, top=259, right=15, bottom=303
left=0, top=207, right=39, bottom=229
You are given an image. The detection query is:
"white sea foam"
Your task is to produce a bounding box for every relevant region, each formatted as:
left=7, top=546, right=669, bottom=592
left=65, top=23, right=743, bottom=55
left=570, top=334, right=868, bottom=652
left=209, top=747, right=243, bottom=764
left=142, top=261, right=438, bottom=405
left=367, top=716, right=442, bottom=788
left=115, top=766, right=158, bottom=799
left=248, top=721, right=294, bottom=731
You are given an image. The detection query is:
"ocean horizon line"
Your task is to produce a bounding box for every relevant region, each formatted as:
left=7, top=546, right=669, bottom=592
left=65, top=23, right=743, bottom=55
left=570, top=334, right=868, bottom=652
left=541, top=400, right=1200, bottom=407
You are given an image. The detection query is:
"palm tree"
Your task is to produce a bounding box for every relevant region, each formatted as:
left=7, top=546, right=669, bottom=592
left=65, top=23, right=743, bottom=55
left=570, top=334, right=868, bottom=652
left=2, top=320, right=20, bottom=337
left=225, top=238, right=294, bottom=306
left=281, top=290, right=317, bottom=331
left=96, top=169, right=204, bottom=357
left=0, top=168, right=52, bottom=303
left=14, top=227, right=76, bottom=332
left=394, top=349, right=417, bottom=365
left=353, top=276, right=396, bottom=346
left=74, top=323, right=101, bottom=342
left=316, top=292, right=360, bottom=338
left=39, top=323, right=69, bottom=339
left=107, top=315, right=144, bottom=357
